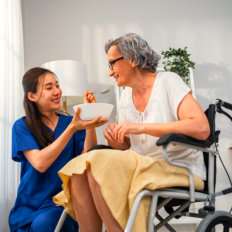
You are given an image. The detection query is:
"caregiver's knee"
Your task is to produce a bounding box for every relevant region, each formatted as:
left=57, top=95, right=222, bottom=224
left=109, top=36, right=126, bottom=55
left=30, top=214, right=58, bottom=232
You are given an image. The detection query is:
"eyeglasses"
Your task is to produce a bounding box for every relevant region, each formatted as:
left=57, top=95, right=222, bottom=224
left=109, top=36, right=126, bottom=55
left=108, top=56, right=124, bottom=70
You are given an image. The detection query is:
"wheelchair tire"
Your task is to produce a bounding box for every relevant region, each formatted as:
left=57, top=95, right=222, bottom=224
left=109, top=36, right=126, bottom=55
left=196, top=211, right=232, bottom=232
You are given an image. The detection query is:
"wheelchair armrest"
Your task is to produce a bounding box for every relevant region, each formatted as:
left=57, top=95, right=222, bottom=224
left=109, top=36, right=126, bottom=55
left=156, top=133, right=212, bottom=148
left=156, top=134, right=218, bottom=202
left=156, top=133, right=211, bottom=203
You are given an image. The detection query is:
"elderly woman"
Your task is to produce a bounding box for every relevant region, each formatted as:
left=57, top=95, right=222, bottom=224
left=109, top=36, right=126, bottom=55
left=54, top=33, right=210, bottom=232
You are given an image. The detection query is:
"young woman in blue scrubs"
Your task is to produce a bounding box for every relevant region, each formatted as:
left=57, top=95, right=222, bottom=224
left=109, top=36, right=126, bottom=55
left=8, top=67, right=107, bottom=232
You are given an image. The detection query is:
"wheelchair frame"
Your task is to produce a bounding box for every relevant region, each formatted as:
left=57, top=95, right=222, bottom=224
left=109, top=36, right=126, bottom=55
left=55, top=100, right=232, bottom=232
left=125, top=140, right=218, bottom=232
left=125, top=100, right=232, bottom=232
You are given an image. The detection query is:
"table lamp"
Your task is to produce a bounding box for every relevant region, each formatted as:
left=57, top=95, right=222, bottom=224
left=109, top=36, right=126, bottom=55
left=41, top=60, right=88, bottom=114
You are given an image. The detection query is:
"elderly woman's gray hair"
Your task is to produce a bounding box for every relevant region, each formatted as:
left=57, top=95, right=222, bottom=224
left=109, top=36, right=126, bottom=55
left=105, top=33, right=161, bottom=73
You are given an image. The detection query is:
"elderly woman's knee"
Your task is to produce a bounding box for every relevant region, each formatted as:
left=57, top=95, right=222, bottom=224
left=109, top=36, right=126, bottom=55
left=70, top=172, right=88, bottom=194
left=86, top=168, right=99, bottom=189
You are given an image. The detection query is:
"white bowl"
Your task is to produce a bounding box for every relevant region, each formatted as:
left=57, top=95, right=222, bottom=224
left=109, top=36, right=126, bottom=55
left=73, top=103, right=114, bottom=121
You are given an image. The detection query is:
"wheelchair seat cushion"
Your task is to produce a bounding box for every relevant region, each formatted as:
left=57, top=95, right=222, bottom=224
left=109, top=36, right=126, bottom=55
left=53, top=149, right=204, bottom=232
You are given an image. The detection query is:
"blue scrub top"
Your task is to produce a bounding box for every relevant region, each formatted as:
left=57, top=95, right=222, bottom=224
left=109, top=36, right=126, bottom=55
left=9, top=114, right=86, bottom=231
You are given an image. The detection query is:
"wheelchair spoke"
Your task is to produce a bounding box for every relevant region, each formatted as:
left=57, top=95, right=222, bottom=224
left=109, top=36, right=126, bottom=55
left=206, top=220, right=232, bottom=232
left=196, top=211, right=232, bottom=232
left=223, top=223, right=231, bottom=232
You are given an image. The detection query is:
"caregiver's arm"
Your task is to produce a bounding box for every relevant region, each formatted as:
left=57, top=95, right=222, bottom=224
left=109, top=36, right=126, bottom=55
left=24, top=109, right=106, bottom=173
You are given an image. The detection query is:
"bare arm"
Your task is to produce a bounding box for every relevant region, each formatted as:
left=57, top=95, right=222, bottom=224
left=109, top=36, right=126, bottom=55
left=112, top=93, right=210, bottom=143
left=83, top=128, right=97, bottom=153
left=24, top=108, right=107, bottom=173
left=82, top=90, right=104, bottom=152
left=24, top=91, right=107, bottom=173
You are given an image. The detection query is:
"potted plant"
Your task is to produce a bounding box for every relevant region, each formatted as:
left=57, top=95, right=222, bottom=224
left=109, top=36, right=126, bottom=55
left=161, top=47, right=195, bottom=86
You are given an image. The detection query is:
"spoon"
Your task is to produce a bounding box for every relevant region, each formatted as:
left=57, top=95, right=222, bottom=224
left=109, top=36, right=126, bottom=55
left=93, top=89, right=110, bottom=94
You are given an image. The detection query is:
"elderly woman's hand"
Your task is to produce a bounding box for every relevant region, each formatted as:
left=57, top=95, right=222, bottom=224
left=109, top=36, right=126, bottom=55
left=104, top=122, right=131, bottom=150
left=104, top=123, right=118, bottom=143
left=83, top=90, right=96, bottom=104
left=113, top=121, right=139, bottom=143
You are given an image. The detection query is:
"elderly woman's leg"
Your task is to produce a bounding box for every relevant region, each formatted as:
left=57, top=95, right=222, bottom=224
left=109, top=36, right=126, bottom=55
left=70, top=171, right=102, bottom=232
left=70, top=169, right=123, bottom=232
left=86, top=168, right=123, bottom=232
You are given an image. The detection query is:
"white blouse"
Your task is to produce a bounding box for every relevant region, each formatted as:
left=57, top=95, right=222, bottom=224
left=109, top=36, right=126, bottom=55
left=118, top=71, right=206, bottom=180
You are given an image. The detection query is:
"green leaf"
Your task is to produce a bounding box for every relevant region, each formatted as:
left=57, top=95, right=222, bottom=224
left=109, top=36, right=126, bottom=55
left=161, top=46, right=195, bottom=85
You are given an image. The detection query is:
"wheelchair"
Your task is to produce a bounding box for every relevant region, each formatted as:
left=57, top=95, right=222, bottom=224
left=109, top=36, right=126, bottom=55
left=55, top=99, right=232, bottom=232
left=125, top=99, right=232, bottom=232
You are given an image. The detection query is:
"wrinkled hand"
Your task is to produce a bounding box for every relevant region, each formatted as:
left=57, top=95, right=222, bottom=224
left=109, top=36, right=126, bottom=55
left=71, top=107, right=108, bottom=131
left=113, top=121, right=139, bottom=143
left=84, top=90, right=96, bottom=103
left=104, top=122, right=119, bottom=144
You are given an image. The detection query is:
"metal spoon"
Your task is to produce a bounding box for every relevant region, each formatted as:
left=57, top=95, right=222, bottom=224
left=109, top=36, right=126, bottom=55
left=93, top=89, right=110, bottom=94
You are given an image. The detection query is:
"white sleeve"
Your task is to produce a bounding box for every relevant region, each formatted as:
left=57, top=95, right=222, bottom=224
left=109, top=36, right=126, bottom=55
left=165, top=72, right=191, bottom=119
left=117, top=87, right=130, bottom=123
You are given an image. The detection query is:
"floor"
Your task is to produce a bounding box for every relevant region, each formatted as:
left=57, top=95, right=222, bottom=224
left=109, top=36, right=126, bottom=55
left=157, top=223, right=198, bottom=232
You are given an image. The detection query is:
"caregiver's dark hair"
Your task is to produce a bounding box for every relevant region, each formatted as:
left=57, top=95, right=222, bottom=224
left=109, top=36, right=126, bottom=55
left=22, top=67, right=55, bottom=148
left=105, top=33, right=161, bottom=73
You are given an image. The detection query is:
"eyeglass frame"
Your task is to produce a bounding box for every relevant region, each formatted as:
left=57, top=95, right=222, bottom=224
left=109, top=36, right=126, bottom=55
left=108, top=56, right=124, bottom=70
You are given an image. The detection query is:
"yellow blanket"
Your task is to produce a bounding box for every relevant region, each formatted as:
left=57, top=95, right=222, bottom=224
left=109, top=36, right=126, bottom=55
left=53, top=149, right=204, bottom=231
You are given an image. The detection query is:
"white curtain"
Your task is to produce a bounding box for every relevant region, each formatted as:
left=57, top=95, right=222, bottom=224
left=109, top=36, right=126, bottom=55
left=0, top=0, right=24, bottom=231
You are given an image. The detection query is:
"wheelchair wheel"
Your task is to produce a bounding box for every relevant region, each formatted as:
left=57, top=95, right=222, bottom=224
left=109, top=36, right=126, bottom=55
left=196, top=211, right=232, bottom=232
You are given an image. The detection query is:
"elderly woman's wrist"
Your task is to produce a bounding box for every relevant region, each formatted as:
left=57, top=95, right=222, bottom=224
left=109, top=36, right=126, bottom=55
left=138, top=123, right=145, bottom=134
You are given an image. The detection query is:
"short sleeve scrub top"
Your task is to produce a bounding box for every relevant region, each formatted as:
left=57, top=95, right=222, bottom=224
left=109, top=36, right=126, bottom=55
left=9, top=114, right=86, bottom=232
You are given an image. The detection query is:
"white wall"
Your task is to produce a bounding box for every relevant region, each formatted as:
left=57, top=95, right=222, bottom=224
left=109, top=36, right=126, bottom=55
left=21, top=0, right=232, bottom=216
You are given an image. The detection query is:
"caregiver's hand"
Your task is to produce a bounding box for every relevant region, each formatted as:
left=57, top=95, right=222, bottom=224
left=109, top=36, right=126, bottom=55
left=84, top=90, right=96, bottom=103
left=71, top=107, right=108, bottom=131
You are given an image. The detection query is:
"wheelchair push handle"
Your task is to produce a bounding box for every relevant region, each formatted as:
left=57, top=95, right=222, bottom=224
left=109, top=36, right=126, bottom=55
left=216, top=99, right=232, bottom=122
left=222, top=187, right=232, bottom=195
left=216, top=99, right=232, bottom=111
